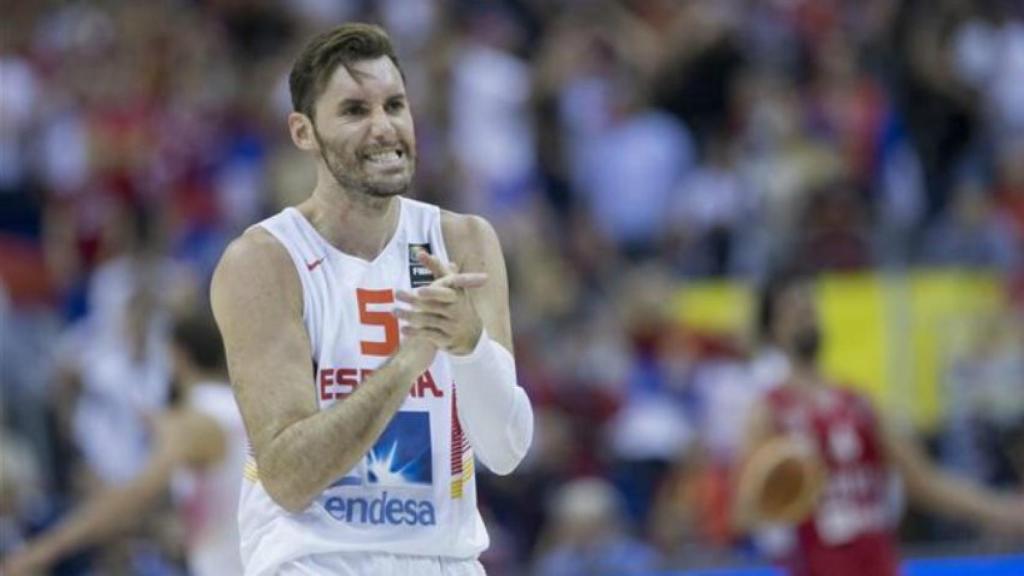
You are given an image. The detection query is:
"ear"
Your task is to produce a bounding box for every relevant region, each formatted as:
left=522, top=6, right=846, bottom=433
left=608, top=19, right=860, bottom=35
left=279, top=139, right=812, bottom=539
left=288, top=112, right=319, bottom=152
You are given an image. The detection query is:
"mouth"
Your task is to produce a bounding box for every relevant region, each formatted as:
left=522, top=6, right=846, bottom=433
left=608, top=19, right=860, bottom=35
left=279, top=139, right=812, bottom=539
left=362, top=147, right=407, bottom=169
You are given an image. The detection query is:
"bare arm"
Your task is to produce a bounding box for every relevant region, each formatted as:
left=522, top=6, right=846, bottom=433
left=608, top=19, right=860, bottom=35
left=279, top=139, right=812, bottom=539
left=883, top=420, right=1024, bottom=534
left=732, top=401, right=777, bottom=530
left=1, top=409, right=223, bottom=575
left=211, top=229, right=438, bottom=512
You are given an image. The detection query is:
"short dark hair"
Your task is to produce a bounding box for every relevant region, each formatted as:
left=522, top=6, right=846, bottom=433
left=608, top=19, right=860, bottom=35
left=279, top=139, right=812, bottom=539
left=172, top=308, right=226, bottom=373
left=289, top=23, right=402, bottom=121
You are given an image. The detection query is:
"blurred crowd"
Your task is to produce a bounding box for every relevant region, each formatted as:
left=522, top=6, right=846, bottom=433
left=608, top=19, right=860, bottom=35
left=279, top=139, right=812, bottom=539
left=2, top=0, right=1024, bottom=574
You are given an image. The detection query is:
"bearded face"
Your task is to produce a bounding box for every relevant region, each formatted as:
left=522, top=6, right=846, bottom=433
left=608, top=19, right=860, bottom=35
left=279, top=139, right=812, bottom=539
left=309, top=57, right=416, bottom=199
left=774, top=283, right=823, bottom=365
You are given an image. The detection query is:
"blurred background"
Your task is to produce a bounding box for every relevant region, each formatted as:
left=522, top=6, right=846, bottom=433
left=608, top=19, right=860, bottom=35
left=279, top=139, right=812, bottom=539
left=1, top=0, right=1023, bottom=574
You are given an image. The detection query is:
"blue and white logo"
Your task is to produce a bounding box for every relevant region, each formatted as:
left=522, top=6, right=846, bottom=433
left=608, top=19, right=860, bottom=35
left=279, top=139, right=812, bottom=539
left=332, top=411, right=432, bottom=487
left=368, top=411, right=432, bottom=486
left=324, top=412, right=436, bottom=526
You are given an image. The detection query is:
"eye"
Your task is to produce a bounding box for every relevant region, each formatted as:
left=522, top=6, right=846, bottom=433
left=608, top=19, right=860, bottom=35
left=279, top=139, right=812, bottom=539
left=341, top=103, right=368, bottom=117
left=385, top=98, right=406, bottom=113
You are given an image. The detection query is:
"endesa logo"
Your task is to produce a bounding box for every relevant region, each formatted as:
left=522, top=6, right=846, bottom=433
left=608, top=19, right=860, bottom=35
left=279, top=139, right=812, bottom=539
left=323, top=492, right=436, bottom=526
left=324, top=412, right=436, bottom=526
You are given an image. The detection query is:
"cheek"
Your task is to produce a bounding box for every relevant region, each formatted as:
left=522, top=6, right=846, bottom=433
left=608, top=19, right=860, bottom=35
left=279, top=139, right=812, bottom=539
left=321, top=122, right=358, bottom=145
left=323, top=133, right=357, bottom=159
left=398, top=115, right=416, bottom=142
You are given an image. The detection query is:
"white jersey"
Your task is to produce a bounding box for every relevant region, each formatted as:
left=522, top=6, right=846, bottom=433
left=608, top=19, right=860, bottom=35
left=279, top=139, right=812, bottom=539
left=173, top=383, right=246, bottom=576
left=239, top=198, right=487, bottom=575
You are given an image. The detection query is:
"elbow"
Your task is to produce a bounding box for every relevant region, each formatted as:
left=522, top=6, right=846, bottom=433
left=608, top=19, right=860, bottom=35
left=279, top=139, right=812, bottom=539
left=487, top=462, right=518, bottom=476
left=263, top=477, right=313, bottom=514
left=258, top=464, right=314, bottom=514
left=481, top=416, right=533, bottom=476
left=482, top=449, right=526, bottom=476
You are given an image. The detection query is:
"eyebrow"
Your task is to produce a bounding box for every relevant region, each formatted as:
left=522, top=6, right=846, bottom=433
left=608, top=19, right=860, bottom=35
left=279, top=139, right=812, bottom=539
left=337, top=94, right=405, bottom=108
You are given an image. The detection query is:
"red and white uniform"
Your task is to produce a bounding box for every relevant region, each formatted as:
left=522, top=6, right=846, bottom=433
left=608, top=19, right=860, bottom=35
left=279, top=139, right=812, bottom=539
left=764, top=384, right=900, bottom=576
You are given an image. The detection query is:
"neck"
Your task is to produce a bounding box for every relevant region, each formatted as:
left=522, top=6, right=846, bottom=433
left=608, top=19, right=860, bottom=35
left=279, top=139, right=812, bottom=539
left=300, top=178, right=401, bottom=261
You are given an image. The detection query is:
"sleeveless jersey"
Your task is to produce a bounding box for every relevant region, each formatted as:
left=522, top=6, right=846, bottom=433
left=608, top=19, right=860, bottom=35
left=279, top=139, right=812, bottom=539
left=238, top=198, right=486, bottom=576
left=764, top=384, right=899, bottom=576
left=173, top=382, right=246, bottom=576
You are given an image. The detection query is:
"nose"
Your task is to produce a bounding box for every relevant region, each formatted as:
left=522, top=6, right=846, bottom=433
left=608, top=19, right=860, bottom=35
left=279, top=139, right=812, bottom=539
left=367, top=105, right=398, bottom=142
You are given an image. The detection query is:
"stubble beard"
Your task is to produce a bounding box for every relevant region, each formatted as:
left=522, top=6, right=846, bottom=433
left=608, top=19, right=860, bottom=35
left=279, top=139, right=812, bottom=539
left=315, top=131, right=414, bottom=202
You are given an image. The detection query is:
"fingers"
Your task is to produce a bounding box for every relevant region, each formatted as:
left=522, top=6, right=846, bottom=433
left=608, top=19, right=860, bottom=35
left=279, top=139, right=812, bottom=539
left=394, top=307, right=455, bottom=329
left=397, top=286, right=458, bottom=305
left=400, top=325, right=450, bottom=348
left=414, top=251, right=484, bottom=290
left=438, top=272, right=488, bottom=290
left=396, top=292, right=456, bottom=320
left=417, top=250, right=456, bottom=279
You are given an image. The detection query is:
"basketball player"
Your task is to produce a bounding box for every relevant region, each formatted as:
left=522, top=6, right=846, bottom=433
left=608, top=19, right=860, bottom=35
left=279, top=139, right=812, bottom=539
left=735, top=270, right=1024, bottom=576
left=209, top=24, right=533, bottom=575
left=1, top=310, right=246, bottom=576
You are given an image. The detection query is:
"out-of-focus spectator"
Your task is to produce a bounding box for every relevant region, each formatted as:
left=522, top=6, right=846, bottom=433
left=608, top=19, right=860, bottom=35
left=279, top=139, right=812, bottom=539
left=795, top=181, right=872, bottom=271
left=942, top=314, right=1024, bottom=486
left=919, top=178, right=1017, bottom=270
left=448, top=6, right=539, bottom=223
left=533, top=477, right=661, bottom=576
left=0, top=423, right=44, bottom=557
left=952, top=1, right=1024, bottom=141
left=671, top=134, right=754, bottom=276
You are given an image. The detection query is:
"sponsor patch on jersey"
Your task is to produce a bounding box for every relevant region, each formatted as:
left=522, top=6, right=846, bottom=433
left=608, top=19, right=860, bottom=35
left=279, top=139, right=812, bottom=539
left=324, top=412, right=437, bottom=526
left=408, top=243, right=435, bottom=288
left=333, top=411, right=433, bottom=488
left=323, top=492, right=436, bottom=526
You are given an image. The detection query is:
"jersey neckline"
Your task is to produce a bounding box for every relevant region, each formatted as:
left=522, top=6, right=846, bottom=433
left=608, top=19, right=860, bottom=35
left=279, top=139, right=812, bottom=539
left=285, top=199, right=407, bottom=267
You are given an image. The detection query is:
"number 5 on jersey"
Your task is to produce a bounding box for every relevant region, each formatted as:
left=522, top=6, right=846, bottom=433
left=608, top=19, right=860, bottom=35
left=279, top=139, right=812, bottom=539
left=357, top=289, right=398, bottom=356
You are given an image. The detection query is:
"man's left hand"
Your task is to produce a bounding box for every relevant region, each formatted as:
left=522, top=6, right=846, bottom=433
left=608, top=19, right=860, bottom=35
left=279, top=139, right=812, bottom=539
left=394, top=251, right=487, bottom=355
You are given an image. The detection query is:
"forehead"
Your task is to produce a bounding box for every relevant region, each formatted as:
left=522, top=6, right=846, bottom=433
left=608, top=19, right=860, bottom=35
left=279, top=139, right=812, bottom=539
left=319, top=56, right=406, bottom=104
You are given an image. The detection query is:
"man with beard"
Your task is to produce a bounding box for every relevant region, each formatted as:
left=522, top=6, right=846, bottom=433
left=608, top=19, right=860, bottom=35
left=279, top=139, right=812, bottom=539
left=734, top=270, right=1024, bottom=576
left=210, top=23, right=533, bottom=576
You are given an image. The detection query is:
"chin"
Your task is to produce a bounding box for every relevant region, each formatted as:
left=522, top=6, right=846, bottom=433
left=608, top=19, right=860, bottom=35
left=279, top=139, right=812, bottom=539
left=363, top=187, right=408, bottom=198
left=364, top=171, right=414, bottom=198
left=362, top=179, right=412, bottom=198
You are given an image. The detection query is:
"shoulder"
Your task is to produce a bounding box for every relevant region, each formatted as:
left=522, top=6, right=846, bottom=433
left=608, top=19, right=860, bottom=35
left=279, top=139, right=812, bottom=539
left=216, top=227, right=293, bottom=276
left=211, top=227, right=302, bottom=317
left=440, top=210, right=498, bottom=245
left=155, top=407, right=227, bottom=467
left=213, top=227, right=297, bottom=291
left=440, top=210, right=502, bottom=265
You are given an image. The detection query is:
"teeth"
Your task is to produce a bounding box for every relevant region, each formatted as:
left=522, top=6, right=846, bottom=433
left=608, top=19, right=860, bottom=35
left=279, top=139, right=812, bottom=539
left=366, top=150, right=401, bottom=163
